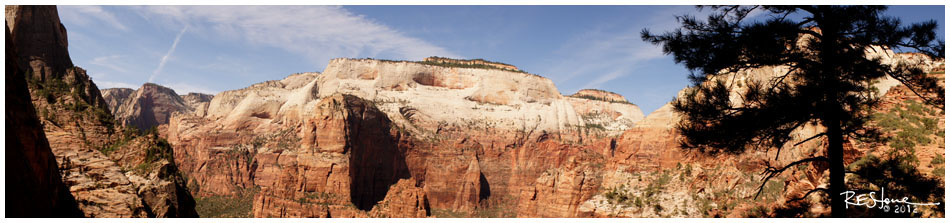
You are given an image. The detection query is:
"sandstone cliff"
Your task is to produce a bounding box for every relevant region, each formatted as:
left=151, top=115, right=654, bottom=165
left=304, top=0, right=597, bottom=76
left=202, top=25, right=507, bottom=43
left=167, top=57, right=650, bottom=218
left=5, top=22, right=83, bottom=217
left=103, top=85, right=214, bottom=130
left=102, top=87, right=134, bottom=113
left=567, top=89, right=644, bottom=134
left=11, top=5, right=941, bottom=218
left=112, top=83, right=192, bottom=131
left=7, top=5, right=144, bottom=217
left=6, top=5, right=197, bottom=217
left=181, top=92, right=213, bottom=117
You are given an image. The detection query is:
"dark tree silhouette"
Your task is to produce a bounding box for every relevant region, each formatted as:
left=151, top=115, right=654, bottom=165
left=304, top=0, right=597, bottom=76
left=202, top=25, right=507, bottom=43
left=641, top=5, right=944, bottom=217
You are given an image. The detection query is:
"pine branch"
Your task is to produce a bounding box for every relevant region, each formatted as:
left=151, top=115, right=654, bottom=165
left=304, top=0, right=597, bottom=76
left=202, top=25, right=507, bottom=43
left=755, top=156, right=829, bottom=199
left=793, top=132, right=827, bottom=147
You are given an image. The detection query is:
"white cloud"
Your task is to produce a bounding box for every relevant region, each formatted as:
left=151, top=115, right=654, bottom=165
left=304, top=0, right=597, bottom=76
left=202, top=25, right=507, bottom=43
left=58, top=6, right=128, bottom=31
left=89, top=55, right=128, bottom=73
left=149, top=25, right=189, bottom=83
left=133, top=6, right=458, bottom=66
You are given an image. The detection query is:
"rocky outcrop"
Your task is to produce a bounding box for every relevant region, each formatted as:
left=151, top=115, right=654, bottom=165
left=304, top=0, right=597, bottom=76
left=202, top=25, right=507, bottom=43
left=181, top=92, right=213, bottom=117
left=517, top=154, right=604, bottom=217
left=113, top=83, right=192, bottom=131
left=175, top=93, right=410, bottom=217
left=608, top=104, right=683, bottom=172
left=369, top=179, right=430, bottom=218
left=181, top=92, right=213, bottom=106
left=252, top=93, right=409, bottom=217
left=105, top=130, right=199, bottom=218
left=5, top=22, right=83, bottom=217
left=5, top=5, right=73, bottom=82
left=102, top=87, right=134, bottom=113
left=103, top=87, right=212, bottom=129
left=56, top=144, right=149, bottom=217
left=453, top=158, right=482, bottom=212
left=567, top=90, right=644, bottom=134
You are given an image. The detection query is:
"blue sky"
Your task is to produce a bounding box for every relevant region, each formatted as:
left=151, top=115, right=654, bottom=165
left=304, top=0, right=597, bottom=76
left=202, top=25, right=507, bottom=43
left=58, top=5, right=945, bottom=114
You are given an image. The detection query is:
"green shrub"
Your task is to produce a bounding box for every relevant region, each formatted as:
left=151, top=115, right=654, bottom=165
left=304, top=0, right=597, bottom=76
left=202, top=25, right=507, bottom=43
left=758, top=179, right=784, bottom=202
left=417, top=57, right=527, bottom=73
left=932, top=167, right=945, bottom=178
left=931, top=154, right=945, bottom=165
left=297, top=191, right=336, bottom=205
left=195, top=187, right=259, bottom=218
left=570, top=94, right=633, bottom=104
left=431, top=208, right=468, bottom=218
left=746, top=205, right=771, bottom=217
left=584, top=123, right=606, bottom=131
left=871, top=99, right=941, bottom=168
left=145, top=138, right=175, bottom=164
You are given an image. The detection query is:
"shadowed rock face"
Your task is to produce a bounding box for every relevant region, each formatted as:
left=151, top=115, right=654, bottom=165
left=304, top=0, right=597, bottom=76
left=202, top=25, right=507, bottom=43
left=104, top=86, right=215, bottom=131
left=5, top=5, right=73, bottom=82
left=7, top=5, right=145, bottom=217
left=173, top=93, right=411, bottom=217
left=335, top=94, right=413, bottom=210
left=113, top=83, right=191, bottom=131
left=5, top=21, right=83, bottom=218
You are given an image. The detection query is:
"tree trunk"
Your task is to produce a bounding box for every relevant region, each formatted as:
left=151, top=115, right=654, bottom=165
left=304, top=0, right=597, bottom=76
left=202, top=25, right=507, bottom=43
left=826, top=115, right=846, bottom=217
left=815, top=6, right=846, bottom=217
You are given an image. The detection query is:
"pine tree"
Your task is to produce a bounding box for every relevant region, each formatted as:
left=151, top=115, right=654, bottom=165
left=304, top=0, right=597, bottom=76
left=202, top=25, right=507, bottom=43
left=642, top=6, right=944, bottom=217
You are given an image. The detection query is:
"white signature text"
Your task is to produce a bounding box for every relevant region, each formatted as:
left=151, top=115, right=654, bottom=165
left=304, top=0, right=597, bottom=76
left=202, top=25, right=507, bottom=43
left=841, top=187, right=941, bottom=214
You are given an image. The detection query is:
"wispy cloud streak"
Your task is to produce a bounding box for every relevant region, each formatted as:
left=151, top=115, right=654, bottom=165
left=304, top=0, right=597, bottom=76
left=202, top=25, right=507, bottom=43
left=89, top=55, right=128, bottom=73
left=544, top=6, right=708, bottom=92
left=149, top=25, right=188, bottom=83
left=135, top=6, right=458, bottom=65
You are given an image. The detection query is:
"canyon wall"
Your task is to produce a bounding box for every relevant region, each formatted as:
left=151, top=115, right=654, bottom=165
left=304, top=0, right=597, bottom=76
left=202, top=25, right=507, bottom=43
left=5, top=22, right=83, bottom=217
left=6, top=5, right=197, bottom=217
left=166, top=57, right=649, bottom=217
left=168, top=50, right=942, bottom=217
left=110, top=83, right=192, bottom=131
